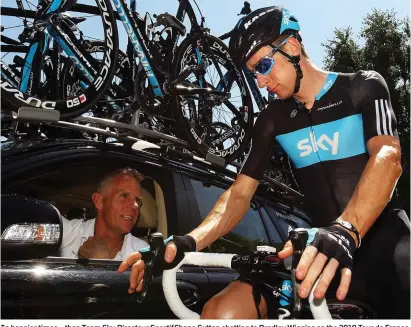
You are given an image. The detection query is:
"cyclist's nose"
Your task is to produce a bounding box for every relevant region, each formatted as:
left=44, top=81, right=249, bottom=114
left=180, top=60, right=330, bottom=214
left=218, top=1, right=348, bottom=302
left=256, top=74, right=269, bottom=88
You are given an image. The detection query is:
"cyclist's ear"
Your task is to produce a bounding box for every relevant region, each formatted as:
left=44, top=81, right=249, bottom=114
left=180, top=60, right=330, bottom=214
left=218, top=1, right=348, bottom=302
left=285, top=37, right=301, bottom=57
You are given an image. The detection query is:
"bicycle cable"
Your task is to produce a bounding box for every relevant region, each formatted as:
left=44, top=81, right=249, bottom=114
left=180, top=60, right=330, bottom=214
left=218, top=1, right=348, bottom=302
left=192, top=0, right=205, bottom=25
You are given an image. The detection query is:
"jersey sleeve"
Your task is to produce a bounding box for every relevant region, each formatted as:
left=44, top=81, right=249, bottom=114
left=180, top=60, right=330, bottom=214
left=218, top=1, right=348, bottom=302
left=349, top=70, right=399, bottom=142
left=239, top=106, right=276, bottom=181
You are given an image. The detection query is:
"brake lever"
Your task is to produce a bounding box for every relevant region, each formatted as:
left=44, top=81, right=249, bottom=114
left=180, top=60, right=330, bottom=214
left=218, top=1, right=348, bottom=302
left=289, top=228, right=308, bottom=318
left=137, top=232, right=165, bottom=303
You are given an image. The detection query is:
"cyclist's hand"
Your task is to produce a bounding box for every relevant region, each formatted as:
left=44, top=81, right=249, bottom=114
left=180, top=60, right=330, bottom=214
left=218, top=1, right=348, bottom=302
left=117, top=235, right=196, bottom=294
left=162, top=234, right=197, bottom=269
left=117, top=242, right=177, bottom=294
left=278, top=226, right=357, bottom=301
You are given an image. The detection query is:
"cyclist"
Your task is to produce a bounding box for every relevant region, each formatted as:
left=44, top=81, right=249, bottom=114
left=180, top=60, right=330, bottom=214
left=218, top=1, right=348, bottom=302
left=118, top=6, right=410, bottom=319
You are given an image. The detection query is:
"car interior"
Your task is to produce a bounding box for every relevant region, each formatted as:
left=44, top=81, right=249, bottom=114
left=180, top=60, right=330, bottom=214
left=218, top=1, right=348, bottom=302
left=134, top=179, right=168, bottom=239
left=2, top=159, right=170, bottom=255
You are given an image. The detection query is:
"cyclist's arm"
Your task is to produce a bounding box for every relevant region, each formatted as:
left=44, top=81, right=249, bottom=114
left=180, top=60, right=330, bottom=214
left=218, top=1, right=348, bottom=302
left=341, top=71, right=402, bottom=241
left=189, top=107, right=277, bottom=251
left=189, top=174, right=259, bottom=250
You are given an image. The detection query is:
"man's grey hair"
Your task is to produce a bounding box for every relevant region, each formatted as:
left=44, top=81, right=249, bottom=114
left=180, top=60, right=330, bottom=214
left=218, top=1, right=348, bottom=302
left=96, top=167, right=145, bottom=193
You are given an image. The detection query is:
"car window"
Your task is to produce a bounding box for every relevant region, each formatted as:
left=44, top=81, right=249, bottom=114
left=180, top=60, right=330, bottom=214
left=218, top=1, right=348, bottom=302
left=190, top=179, right=269, bottom=254
left=2, top=153, right=177, bottom=260
left=263, top=203, right=311, bottom=230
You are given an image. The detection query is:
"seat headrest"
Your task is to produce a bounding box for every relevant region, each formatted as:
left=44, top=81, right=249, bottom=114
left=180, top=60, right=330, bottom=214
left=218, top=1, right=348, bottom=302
left=136, top=188, right=157, bottom=229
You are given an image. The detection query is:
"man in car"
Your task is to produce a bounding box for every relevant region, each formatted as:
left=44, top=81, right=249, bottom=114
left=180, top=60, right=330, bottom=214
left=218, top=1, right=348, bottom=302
left=118, top=6, right=410, bottom=319
left=59, top=167, right=148, bottom=259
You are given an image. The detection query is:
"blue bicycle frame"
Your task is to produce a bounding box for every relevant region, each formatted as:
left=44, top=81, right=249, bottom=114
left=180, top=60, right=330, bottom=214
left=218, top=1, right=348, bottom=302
left=19, top=0, right=97, bottom=94
left=19, top=0, right=164, bottom=96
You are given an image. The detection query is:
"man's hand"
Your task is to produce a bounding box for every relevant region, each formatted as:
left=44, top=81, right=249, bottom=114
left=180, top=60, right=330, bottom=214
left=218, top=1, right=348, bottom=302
left=78, top=236, right=114, bottom=259
left=278, top=226, right=356, bottom=301
left=117, top=242, right=177, bottom=294
left=117, top=234, right=196, bottom=294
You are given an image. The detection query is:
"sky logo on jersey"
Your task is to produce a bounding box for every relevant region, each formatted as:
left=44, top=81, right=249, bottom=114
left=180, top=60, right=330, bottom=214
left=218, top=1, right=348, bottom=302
left=297, top=131, right=339, bottom=157
left=315, top=72, right=338, bottom=100
left=276, top=114, right=367, bottom=168
left=361, top=71, right=378, bottom=80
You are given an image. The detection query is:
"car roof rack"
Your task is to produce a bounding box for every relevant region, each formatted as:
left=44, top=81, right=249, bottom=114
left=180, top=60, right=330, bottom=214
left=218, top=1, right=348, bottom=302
left=4, top=107, right=303, bottom=199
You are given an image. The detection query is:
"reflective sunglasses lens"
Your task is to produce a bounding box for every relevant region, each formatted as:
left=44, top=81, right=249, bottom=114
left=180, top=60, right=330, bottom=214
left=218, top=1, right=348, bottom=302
left=255, top=57, right=275, bottom=75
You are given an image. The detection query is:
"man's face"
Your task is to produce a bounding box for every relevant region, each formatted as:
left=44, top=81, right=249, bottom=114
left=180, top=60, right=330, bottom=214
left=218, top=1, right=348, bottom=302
left=96, top=175, right=142, bottom=235
left=246, top=41, right=297, bottom=99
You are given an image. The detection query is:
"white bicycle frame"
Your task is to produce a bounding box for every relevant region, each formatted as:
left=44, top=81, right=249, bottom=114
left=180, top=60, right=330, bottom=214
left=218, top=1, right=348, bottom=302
left=162, top=252, right=333, bottom=319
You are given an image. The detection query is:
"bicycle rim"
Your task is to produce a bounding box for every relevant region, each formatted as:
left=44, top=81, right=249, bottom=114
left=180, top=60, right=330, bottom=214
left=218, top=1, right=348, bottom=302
left=1, top=0, right=118, bottom=119
left=172, top=34, right=253, bottom=163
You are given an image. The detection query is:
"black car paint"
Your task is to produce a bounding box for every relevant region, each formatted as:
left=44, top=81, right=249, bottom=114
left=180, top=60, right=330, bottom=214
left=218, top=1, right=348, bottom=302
left=1, top=139, right=310, bottom=319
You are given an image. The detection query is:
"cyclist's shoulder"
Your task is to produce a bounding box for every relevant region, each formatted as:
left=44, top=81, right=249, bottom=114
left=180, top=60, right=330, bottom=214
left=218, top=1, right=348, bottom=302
left=257, top=98, right=294, bottom=121
left=265, top=98, right=295, bottom=112
left=252, top=99, right=294, bottom=136
left=336, top=70, right=389, bottom=103
left=333, top=70, right=386, bottom=85
left=341, top=70, right=388, bottom=90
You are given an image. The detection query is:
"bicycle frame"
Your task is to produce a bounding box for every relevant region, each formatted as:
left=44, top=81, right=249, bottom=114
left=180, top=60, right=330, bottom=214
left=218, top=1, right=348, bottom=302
left=216, top=68, right=267, bottom=110
left=113, top=0, right=163, bottom=96
left=15, top=0, right=220, bottom=97
left=118, top=0, right=218, bottom=97
left=9, top=0, right=111, bottom=97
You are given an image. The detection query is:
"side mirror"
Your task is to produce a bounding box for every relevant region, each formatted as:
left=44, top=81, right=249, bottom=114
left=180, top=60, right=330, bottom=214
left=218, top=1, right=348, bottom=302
left=1, top=194, right=63, bottom=260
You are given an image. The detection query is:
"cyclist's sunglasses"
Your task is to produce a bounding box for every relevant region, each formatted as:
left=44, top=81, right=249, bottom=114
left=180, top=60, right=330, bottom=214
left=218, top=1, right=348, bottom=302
left=251, top=35, right=292, bottom=75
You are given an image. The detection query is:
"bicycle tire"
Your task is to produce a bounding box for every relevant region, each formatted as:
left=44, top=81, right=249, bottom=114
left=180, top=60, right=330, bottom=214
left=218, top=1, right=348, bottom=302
left=0, top=0, right=119, bottom=119
left=171, top=33, right=253, bottom=163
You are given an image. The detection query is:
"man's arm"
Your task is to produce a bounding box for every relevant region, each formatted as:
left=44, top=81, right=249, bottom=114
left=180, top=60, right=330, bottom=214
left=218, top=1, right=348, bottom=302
left=119, top=105, right=276, bottom=292
left=279, top=71, right=404, bottom=301
left=278, top=137, right=403, bottom=300
left=188, top=174, right=259, bottom=251
left=338, top=135, right=402, bottom=242
left=340, top=70, right=403, bottom=242
left=119, top=175, right=259, bottom=293
left=188, top=105, right=279, bottom=250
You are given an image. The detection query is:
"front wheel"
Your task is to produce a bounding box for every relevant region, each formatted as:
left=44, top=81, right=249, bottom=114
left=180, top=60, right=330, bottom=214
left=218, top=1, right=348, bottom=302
left=171, top=33, right=253, bottom=163
left=0, top=0, right=119, bottom=119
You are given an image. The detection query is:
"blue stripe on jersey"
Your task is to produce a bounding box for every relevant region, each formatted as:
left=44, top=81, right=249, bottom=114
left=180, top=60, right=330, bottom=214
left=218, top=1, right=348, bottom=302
left=316, top=72, right=338, bottom=100
left=276, top=114, right=367, bottom=168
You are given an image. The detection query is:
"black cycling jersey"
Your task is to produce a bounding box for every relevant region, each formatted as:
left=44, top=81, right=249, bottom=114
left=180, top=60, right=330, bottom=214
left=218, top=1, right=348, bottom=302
left=241, top=70, right=401, bottom=226
left=239, top=70, right=410, bottom=318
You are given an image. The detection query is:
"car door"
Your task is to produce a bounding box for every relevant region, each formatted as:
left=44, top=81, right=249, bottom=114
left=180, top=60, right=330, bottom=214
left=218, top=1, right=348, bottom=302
left=178, top=172, right=275, bottom=294
left=1, top=142, right=208, bottom=318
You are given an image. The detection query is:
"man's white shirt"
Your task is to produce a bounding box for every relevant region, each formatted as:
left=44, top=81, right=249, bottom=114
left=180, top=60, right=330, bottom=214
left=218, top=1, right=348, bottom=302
left=59, top=217, right=148, bottom=260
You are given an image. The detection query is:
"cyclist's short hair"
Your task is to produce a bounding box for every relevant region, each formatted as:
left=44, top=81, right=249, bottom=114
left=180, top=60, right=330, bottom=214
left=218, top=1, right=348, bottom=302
left=274, top=34, right=309, bottom=58
left=97, top=167, right=145, bottom=193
